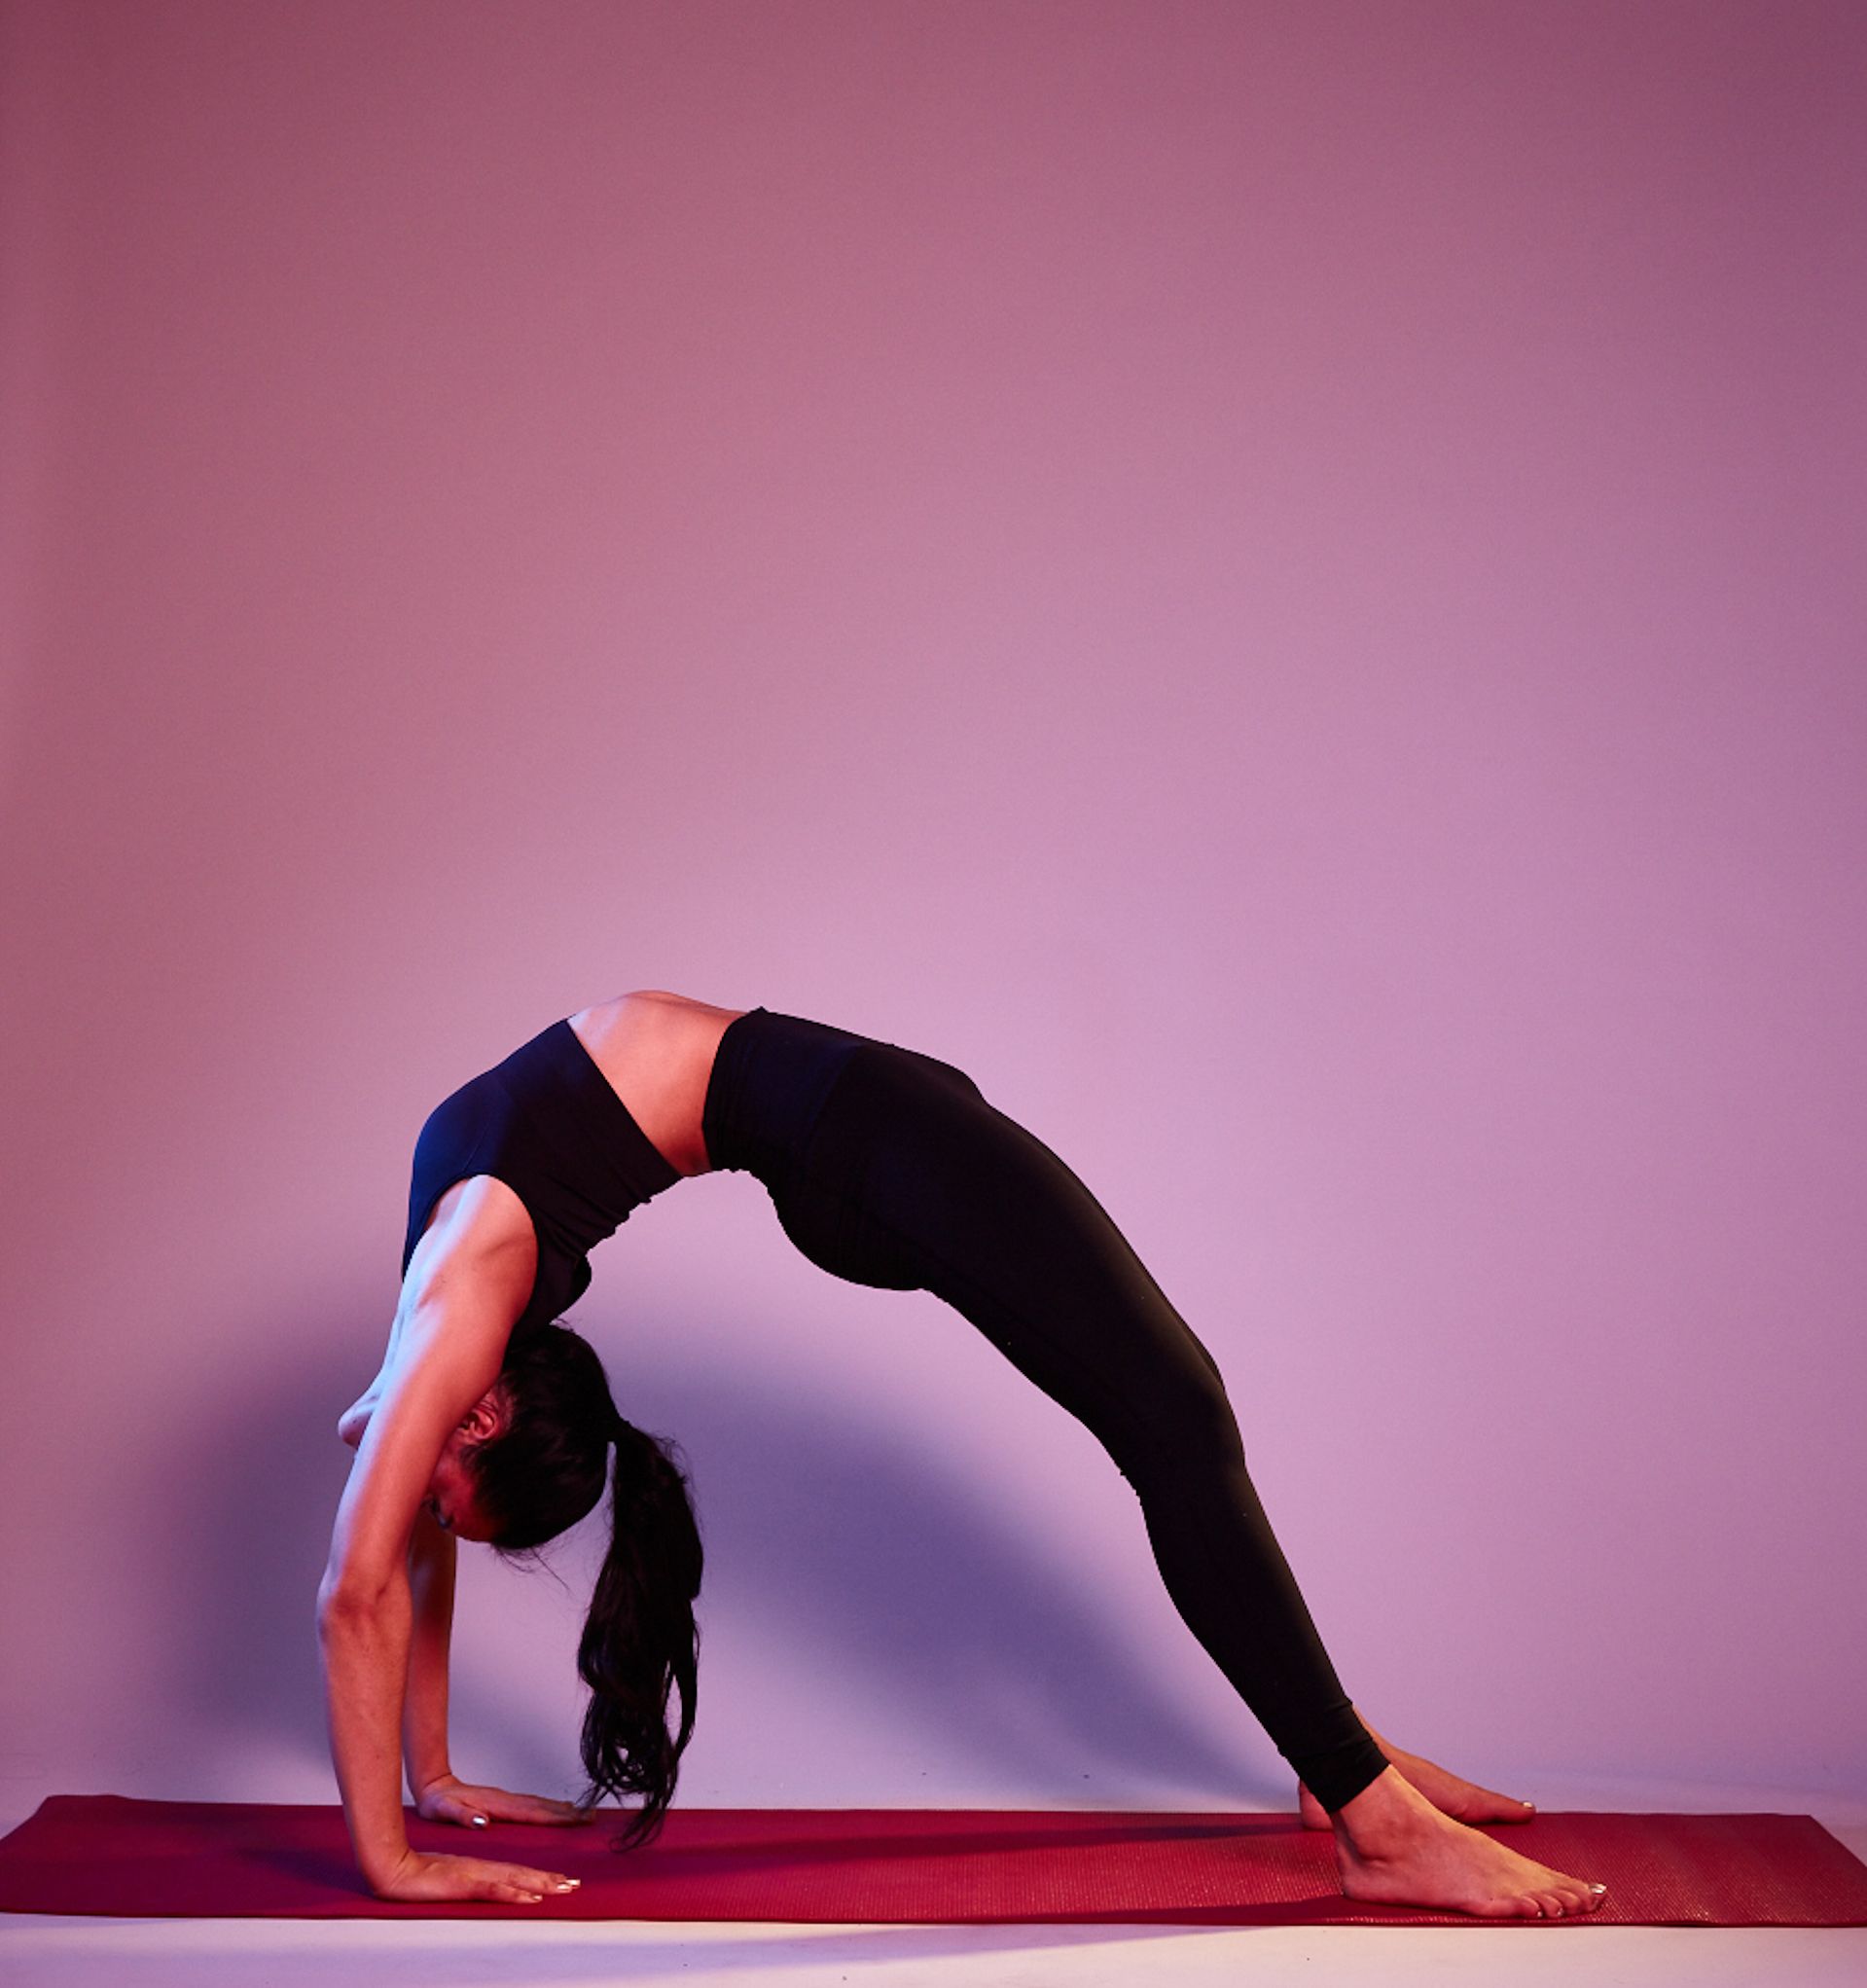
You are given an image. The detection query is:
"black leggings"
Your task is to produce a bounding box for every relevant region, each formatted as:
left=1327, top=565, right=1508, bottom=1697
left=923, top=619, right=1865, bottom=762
left=700, top=1006, right=1390, bottom=1814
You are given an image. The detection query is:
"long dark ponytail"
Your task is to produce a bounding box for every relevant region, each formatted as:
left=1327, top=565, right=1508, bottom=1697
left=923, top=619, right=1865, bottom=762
left=464, top=1321, right=704, bottom=1853
left=575, top=1411, right=704, bottom=1850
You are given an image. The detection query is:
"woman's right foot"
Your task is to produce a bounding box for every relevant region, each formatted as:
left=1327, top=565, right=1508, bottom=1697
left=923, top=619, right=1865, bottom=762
left=1332, top=1766, right=1608, bottom=1920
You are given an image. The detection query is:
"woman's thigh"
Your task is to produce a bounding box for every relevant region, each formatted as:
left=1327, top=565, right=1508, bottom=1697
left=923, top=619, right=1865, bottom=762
left=782, top=1047, right=1234, bottom=1470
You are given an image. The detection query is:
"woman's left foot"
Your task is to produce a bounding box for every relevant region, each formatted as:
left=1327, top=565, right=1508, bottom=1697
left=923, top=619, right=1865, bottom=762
left=1297, top=1711, right=1536, bottom=1830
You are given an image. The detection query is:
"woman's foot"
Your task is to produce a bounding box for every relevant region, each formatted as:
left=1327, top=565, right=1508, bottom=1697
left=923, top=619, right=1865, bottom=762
left=1297, top=1707, right=1536, bottom=1829
left=1330, top=1765, right=1608, bottom=1920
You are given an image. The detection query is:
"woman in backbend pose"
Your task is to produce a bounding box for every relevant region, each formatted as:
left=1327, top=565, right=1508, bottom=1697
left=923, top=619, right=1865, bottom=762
left=322, top=991, right=1608, bottom=1919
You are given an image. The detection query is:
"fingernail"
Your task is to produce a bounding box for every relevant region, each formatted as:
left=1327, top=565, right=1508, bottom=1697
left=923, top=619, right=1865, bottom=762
left=1591, top=1883, right=1607, bottom=1894
left=472, top=1816, right=487, bottom=1827
left=556, top=1881, right=576, bottom=1892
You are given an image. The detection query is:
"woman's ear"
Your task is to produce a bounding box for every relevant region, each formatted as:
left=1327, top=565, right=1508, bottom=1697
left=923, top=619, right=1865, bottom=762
left=460, top=1386, right=507, bottom=1444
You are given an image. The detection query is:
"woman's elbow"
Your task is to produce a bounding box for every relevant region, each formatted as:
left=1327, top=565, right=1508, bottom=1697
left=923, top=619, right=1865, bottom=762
left=317, top=1564, right=391, bottom=1627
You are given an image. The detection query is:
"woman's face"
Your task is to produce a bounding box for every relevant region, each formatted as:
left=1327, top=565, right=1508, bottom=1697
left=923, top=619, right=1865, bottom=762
left=422, top=1426, right=495, bottom=1541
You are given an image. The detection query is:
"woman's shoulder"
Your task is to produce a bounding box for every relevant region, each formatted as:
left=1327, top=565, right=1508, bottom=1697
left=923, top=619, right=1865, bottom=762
left=406, top=1174, right=539, bottom=1300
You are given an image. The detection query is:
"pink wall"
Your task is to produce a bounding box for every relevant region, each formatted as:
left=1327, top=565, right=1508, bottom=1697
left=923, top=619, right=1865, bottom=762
left=2, top=0, right=1861, bottom=1824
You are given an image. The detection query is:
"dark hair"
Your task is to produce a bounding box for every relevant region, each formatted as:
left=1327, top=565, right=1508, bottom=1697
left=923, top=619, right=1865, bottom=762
left=462, top=1320, right=703, bottom=1853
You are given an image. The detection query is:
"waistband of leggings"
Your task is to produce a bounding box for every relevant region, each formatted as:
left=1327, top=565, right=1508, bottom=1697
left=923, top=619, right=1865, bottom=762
left=700, top=1006, right=880, bottom=1185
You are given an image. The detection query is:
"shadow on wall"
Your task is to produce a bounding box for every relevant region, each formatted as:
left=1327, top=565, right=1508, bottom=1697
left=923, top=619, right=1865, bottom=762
left=159, top=1283, right=1286, bottom=1807
left=160, top=1289, right=390, bottom=1784
left=656, top=1365, right=1282, bottom=1803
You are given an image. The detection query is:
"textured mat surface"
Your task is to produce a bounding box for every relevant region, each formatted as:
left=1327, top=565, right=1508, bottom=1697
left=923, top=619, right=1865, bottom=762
left=2, top=1797, right=1864, bottom=1925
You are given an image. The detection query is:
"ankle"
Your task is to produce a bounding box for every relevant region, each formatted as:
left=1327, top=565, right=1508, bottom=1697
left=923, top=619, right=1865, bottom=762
left=1331, top=1765, right=1437, bottom=1853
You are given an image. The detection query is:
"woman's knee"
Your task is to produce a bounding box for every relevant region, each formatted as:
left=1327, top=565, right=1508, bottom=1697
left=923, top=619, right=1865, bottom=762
left=1122, top=1362, right=1245, bottom=1475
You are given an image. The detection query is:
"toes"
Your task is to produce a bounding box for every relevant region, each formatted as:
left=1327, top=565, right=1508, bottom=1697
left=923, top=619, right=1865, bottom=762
left=1457, top=1784, right=1532, bottom=1824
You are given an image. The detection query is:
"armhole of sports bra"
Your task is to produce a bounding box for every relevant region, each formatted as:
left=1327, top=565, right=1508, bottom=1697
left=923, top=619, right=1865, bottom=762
left=406, top=1165, right=543, bottom=1301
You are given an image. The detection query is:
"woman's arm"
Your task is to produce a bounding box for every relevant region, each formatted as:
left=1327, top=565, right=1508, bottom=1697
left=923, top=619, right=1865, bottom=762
left=317, top=1258, right=575, bottom=1902
left=399, top=1513, right=592, bottom=1833
left=337, top=1360, right=456, bottom=1805
left=318, top=1298, right=490, bottom=1887
left=403, top=1504, right=457, bottom=1805
left=317, top=1559, right=417, bottom=1889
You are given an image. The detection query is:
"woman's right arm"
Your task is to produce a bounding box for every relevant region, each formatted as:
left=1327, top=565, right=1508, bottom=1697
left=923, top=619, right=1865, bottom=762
left=317, top=1552, right=418, bottom=1889
left=317, top=1267, right=574, bottom=1904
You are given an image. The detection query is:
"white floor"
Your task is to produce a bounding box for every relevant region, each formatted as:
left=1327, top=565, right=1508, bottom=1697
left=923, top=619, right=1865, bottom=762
left=3, top=1777, right=1863, bottom=1988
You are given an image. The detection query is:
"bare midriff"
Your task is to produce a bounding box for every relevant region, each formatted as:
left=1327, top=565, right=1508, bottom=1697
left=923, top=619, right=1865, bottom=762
left=408, top=991, right=748, bottom=1284
left=566, top=988, right=749, bottom=1177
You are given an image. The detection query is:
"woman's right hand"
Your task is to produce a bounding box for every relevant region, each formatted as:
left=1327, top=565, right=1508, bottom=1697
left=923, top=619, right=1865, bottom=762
left=370, top=1847, right=582, bottom=1905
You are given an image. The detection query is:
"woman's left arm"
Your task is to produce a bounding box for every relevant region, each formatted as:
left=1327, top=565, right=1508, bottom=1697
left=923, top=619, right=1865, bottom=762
left=403, top=1505, right=458, bottom=1808
left=398, top=1469, right=590, bottom=1832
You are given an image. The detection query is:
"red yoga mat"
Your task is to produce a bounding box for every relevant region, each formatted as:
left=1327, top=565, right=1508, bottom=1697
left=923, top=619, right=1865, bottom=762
left=2, top=1796, right=1864, bottom=1925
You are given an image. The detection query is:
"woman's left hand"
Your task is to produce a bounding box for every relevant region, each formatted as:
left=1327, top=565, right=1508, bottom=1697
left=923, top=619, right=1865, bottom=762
left=415, top=1775, right=593, bottom=1828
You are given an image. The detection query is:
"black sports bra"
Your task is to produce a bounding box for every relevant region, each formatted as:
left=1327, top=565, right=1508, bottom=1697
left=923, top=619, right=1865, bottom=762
left=402, top=1018, right=684, bottom=1336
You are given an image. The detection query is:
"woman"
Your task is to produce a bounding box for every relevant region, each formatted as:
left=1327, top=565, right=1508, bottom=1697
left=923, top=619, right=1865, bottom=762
left=321, top=990, right=1608, bottom=1920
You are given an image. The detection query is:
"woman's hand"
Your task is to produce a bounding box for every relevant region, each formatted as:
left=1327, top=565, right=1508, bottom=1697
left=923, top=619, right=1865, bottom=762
left=415, top=1773, right=592, bottom=1828
left=371, top=1846, right=582, bottom=1905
